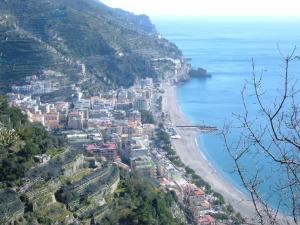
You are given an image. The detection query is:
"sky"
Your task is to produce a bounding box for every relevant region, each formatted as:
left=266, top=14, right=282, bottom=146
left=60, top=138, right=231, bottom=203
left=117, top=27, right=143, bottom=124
left=100, top=0, right=300, bottom=18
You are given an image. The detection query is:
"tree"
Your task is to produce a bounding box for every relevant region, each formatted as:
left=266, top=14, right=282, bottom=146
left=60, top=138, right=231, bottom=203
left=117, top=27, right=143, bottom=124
left=222, top=49, right=300, bottom=224
left=0, top=96, right=65, bottom=185
left=140, top=110, right=155, bottom=124
left=98, top=172, right=184, bottom=225
left=0, top=127, right=19, bottom=151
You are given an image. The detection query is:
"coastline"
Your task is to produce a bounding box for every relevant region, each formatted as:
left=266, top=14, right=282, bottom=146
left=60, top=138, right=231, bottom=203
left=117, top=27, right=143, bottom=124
left=162, top=82, right=257, bottom=220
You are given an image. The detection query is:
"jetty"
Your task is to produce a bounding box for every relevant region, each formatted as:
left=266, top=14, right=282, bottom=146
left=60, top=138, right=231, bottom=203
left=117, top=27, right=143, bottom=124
left=175, top=124, right=218, bottom=132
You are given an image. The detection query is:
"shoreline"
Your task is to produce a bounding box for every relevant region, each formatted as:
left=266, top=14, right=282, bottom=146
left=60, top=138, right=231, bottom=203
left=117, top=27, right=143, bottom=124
left=162, top=82, right=258, bottom=220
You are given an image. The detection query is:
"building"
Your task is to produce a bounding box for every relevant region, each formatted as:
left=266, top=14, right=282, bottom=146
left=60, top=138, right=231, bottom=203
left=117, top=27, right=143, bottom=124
left=131, top=156, right=157, bottom=178
left=67, top=132, right=98, bottom=148
left=128, top=110, right=141, bottom=123
left=28, top=111, right=45, bottom=126
left=89, top=109, right=111, bottom=119
left=121, top=136, right=149, bottom=162
left=93, top=101, right=113, bottom=110
left=74, top=99, right=91, bottom=119
left=68, top=111, right=84, bottom=130
left=104, top=125, right=123, bottom=139
left=113, top=110, right=126, bottom=120
left=55, top=102, right=69, bottom=123
left=86, top=143, right=118, bottom=161
left=140, top=78, right=153, bottom=88
left=87, top=118, right=111, bottom=129
left=143, top=89, right=152, bottom=99
left=126, top=89, right=137, bottom=101
left=133, top=98, right=150, bottom=111
left=143, top=124, right=155, bottom=138
left=44, top=112, right=60, bottom=130
left=117, top=89, right=128, bottom=102
left=115, top=102, right=133, bottom=111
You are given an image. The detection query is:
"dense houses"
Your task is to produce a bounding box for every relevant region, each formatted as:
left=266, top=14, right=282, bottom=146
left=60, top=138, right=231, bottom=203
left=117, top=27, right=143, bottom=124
left=8, top=78, right=155, bottom=165
left=7, top=77, right=221, bottom=225
left=12, top=75, right=58, bottom=95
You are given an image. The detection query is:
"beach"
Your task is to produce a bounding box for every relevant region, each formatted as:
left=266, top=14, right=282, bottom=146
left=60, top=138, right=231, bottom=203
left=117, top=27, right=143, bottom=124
left=156, top=18, right=298, bottom=224
left=162, top=83, right=258, bottom=220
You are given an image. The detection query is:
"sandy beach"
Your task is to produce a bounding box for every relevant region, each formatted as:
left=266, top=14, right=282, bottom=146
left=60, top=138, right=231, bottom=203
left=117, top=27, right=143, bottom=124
left=162, top=83, right=258, bottom=220
left=162, top=82, right=297, bottom=225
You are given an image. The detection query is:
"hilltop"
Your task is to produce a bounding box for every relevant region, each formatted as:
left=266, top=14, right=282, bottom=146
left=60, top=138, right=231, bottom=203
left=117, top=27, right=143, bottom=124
left=0, top=0, right=183, bottom=97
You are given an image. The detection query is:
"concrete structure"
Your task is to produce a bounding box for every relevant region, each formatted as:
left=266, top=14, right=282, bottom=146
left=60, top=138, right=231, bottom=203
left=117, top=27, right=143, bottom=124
left=133, top=98, right=150, bottom=111
left=68, top=111, right=84, bottom=130
left=44, top=112, right=60, bottom=130
left=140, top=78, right=153, bottom=88
left=121, top=136, right=149, bottom=162
left=113, top=110, right=126, bottom=120
left=86, top=143, right=118, bottom=161
left=74, top=99, right=91, bottom=119
left=117, top=90, right=128, bottom=102
left=63, top=154, right=85, bottom=177
left=28, top=111, right=45, bottom=126
left=33, top=154, right=50, bottom=164
left=115, top=102, right=133, bottom=111
left=143, top=124, right=155, bottom=138
left=128, top=110, right=141, bottom=123
left=89, top=109, right=111, bottom=119
left=131, top=156, right=157, bottom=178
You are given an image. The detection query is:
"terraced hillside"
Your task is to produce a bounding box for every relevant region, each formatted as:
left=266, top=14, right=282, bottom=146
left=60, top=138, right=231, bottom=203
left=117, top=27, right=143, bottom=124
left=56, top=165, right=119, bottom=220
left=0, top=0, right=183, bottom=95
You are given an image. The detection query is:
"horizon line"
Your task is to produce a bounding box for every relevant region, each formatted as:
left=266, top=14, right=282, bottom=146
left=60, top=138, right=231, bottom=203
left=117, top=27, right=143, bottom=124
left=150, top=15, right=300, bottom=21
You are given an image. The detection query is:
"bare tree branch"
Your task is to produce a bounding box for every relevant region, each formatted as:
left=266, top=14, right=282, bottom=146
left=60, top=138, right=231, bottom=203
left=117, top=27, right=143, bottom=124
left=222, top=50, right=300, bottom=224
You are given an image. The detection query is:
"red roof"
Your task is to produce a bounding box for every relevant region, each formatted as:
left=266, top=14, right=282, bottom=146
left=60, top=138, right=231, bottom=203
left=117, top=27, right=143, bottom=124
left=102, top=143, right=117, bottom=150
left=86, top=144, right=98, bottom=151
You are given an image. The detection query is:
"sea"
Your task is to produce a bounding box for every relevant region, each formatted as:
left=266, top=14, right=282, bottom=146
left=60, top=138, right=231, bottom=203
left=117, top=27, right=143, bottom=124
left=154, top=17, right=300, bottom=215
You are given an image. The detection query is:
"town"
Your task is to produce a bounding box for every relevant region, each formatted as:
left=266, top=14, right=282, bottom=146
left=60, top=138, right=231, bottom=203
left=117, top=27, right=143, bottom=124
left=6, top=74, right=241, bottom=225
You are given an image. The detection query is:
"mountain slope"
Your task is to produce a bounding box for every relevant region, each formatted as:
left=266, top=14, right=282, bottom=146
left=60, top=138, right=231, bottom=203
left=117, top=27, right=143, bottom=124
left=0, top=0, right=182, bottom=95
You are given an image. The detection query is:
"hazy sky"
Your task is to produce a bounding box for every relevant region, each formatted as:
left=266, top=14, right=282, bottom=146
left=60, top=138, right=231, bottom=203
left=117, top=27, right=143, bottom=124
left=100, top=0, right=300, bottom=18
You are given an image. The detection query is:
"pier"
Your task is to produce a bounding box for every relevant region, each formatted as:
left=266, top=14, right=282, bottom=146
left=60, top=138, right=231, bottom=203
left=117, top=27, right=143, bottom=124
left=175, top=125, right=218, bottom=132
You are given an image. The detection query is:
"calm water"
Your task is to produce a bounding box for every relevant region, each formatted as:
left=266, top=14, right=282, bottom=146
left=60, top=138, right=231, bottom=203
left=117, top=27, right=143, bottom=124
left=155, top=17, right=300, bottom=213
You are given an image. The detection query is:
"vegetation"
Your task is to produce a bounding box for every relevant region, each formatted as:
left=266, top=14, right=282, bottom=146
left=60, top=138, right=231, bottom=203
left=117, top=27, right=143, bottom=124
left=56, top=165, right=119, bottom=213
left=0, top=189, right=24, bottom=224
left=0, top=0, right=182, bottom=95
left=185, top=166, right=212, bottom=193
left=0, top=96, right=64, bottom=186
left=156, top=127, right=184, bottom=167
left=156, top=125, right=247, bottom=223
left=140, top=110, right=155, bottom=124
left=33, top=202, right=72, bottom=225
left=0, top=99, right=184, bottom=224
left=98, top=171, right=184, bottom=225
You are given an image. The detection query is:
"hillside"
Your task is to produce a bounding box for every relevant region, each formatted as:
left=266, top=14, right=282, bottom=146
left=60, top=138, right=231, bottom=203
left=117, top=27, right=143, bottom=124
left=0, top=0, right=183, bottom=96
left=0, top=96, right=184, bottom=224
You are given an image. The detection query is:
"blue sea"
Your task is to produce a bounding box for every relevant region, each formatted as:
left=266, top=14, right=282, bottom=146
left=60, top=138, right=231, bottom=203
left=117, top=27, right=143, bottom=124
left=154, top=17, right=300, bottom=214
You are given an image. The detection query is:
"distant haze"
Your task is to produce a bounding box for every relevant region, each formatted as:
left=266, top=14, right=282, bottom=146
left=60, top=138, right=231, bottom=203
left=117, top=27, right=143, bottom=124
left=100, top=0, right=300, bottom=18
